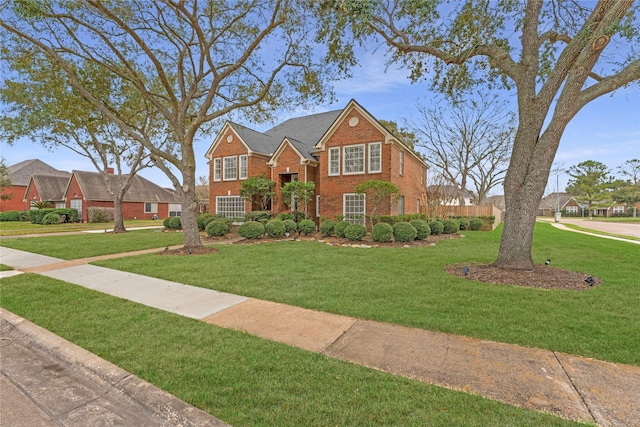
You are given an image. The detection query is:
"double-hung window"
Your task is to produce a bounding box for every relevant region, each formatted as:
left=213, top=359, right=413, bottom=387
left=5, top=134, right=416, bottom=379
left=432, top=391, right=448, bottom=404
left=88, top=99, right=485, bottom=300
left=368, top=142, right=381, bottom=173
left=239, top=155, right=248, bottom=179
left=223, top=156, right=237, bottom=181
left=213, top=158, right=222, bottom=181
left=168, top=204, right=182, bottom=217
left=343, top=144, right=365, bottom=174
left=328, top=147, right=340, bottom=176
left=145, top=202, right=158, bottom=213
left=399, top=150, right=404, bottom=176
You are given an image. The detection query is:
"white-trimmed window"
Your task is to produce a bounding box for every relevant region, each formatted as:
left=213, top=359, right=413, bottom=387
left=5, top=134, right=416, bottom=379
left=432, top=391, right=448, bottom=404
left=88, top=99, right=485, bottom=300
left=216, top=196, right=245, bottom=219
left=168, top=203, right=182, bottom=217
left=368, top=142, right=381, bottom=173
left=328, top=147, right=340, bottom=176
left=343, top=144, right=365, bottom=175
left=70, top=199, right=82, bottom=212
left=239, top=155, right=248, bottom=179
left=399, top=150, right=404, bottom=176
left=565, top=206, right=578, bottom=214
left=213, top=158, right=222, bottom=182
left=343, top=193, right=366, bottom=224
left=145, top=202, right=158, bottom=213
left=223, top=156, right=237, bottom=180
left=613, top=206, right=626, bottom=214
left=55, top=202, right=66, bottom=208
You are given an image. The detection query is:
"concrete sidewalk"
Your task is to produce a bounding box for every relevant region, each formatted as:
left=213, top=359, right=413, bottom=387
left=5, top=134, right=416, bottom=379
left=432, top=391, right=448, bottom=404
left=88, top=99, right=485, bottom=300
left=1, top=246, right=639, bottom=426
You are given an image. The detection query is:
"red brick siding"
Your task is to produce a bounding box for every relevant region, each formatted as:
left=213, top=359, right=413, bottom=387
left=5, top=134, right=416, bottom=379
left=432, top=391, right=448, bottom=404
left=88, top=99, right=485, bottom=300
left=270, top=143, right=307, bottom=214
left=390, top=144, right=427, bottom=215
left=0, top=185, right=28, bottom=211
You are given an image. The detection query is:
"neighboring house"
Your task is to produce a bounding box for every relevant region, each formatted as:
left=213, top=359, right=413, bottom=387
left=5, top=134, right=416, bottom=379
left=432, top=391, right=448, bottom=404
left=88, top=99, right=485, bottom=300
left=24, top=173, right=72, bottom=208
left=484, top=194, right=505, bottom=210
left=65, top=170, right=181, bottom=222
left=205, top=100, right=429, bottom=223
left=1, top=159, right=69, bottom=211
left=426, top=185, right=475, bottom=206
left=537, top=192, right=582, bottom=216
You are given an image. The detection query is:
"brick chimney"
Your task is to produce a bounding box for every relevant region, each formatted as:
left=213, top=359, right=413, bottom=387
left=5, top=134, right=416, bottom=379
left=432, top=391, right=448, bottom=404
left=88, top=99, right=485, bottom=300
left=107, top=167, right=114, bottom=174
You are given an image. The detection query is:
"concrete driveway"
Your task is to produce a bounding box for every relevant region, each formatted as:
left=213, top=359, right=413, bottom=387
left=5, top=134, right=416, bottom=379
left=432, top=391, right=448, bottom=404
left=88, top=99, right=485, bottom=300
left=553, top=217, right=640, bottom=238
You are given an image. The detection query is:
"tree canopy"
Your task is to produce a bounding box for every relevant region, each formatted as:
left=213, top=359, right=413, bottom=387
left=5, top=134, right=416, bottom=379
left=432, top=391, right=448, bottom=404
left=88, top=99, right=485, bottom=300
left=566, top=160, right=613, bottom=214
left=1, top=0, right=337, bottom=247
left=316, top=0, right=640, bottom=269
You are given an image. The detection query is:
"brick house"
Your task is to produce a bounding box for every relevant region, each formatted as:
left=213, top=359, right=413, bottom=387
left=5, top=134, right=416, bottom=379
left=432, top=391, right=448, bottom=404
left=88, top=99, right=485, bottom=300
left=1, top=159, right=69, bottom=211
left=65, top=170, right=181, bottom=222
left=205, top=100, right=428, bottom=224
left=24, top=173, right=72, bottom=208
left=537, top=192, right=583, bottom=216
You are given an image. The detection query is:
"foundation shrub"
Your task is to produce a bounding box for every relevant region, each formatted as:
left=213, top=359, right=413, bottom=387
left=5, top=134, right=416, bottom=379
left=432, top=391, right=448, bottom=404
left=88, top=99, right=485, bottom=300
left=205, top=220, right=229, bottom=237
left=393, top=222, right=417, bottom=242
left=238, top=221, right=264, bottom=239
left=319, top=219, right=336, bottom=236
left=344, top=224, right=366, bottom=241
left=372, top=222, right=393, bottom=242
left=411, top=220, right=431, bottom=240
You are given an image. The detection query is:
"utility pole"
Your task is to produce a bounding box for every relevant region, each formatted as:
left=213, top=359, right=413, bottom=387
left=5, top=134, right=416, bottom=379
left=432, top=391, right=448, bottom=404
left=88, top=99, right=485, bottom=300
left=551, top=163, right=564, bottom=222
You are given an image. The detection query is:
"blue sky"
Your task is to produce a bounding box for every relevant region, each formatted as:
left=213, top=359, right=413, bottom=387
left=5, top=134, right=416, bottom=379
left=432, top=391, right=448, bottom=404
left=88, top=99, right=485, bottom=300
left=2, top=46, right=639, bottom=196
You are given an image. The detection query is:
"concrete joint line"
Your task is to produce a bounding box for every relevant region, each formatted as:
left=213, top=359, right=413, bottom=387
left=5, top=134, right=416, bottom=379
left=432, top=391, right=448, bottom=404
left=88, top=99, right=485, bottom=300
left=553, top=351, right=595, bottom=424
left=322, top=318, right=360, bottom=354
left=2, top=370, right=58, bottom=422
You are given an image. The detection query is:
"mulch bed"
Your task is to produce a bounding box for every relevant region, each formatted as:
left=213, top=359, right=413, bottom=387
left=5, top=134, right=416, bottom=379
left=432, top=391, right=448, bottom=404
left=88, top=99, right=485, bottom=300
left=444, top=263, right=601, bottom=291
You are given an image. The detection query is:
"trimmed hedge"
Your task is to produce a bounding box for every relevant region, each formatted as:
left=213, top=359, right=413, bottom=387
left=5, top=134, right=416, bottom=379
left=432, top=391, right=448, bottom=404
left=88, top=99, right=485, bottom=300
left=457, top=218, right=470, bottom=230
left=0, top=210, right=29, bottom=222
left=443, top=219, right=460, bottom=234
left=205, top=220, right=229, bottom=237
left=163, top=217, right=182, bottom=230
left=88, top=207, right=114, bottom=223
left=372, top=222, right=393, bottom=242
left=282, top=219, right=298, bottom=233
left=393, top=222, right=417, bottom=242
left=298, top=219, right=316, bottom=236
left=469, top=218, right=483, bottom=230
left=28, top=208, right=78, bottom=224
left=428, top=220, right=444, bottom=235
left=246, top=211, right=272, bottom=222
left=319, top=219, right=336, bottom=236
left=238, top=221, right=265, bottom=239
left=411, top=220, right=431, bottom=240
left=334, top=221, right=350, bottom=238
left=344, top=224, right=366, bottom=241
left=42, top=212, right=62, bottom=225
left=265, top=219, right=286, bottom=238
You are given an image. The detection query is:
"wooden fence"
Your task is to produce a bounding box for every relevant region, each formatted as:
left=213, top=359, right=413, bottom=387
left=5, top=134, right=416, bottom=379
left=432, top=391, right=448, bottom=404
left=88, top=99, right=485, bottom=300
left=426, top=204, right=503, bottom=229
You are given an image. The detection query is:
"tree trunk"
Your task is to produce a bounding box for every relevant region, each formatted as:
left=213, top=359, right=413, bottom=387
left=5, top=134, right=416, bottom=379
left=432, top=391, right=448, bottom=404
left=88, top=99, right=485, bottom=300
left=180, top=167, right=203, bottom=248
left=112, top=195, right=127, bottom=233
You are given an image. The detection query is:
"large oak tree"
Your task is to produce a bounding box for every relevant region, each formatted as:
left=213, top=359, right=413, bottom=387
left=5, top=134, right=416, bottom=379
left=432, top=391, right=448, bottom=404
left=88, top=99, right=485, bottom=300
left=317, top=0, right=640, bottom=269
left=1, top=0, right=333, bottom=248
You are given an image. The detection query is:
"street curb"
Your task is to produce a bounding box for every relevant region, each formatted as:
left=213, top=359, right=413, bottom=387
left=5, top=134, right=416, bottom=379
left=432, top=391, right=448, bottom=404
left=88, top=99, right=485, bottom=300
left=0, top=308, right=229, bottom=427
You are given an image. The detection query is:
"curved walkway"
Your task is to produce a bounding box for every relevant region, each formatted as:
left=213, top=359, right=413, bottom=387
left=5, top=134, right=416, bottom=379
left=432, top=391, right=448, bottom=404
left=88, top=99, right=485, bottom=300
left=538, top=217, right=640, bottom=244
left=1, top=246, right=639, bottom=426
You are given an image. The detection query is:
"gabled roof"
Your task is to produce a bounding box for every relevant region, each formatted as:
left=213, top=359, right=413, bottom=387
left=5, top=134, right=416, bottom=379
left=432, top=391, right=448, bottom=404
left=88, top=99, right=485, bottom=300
left=7, top=159, right=69, bottom=186
left=538, top=192, right=577, bottom=210
left=26, top=173, right=71, bottom=202
left=69, top=170, right=180, bottom=203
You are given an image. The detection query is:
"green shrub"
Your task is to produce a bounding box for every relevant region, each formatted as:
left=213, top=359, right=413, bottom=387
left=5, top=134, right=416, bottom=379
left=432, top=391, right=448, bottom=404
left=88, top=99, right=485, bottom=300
left=469, top=218, right=483, bottom=230
left=246, top=211, right=272, bottom=222
left=393, top=222, right=417, bottom=242
left=276, top=212, right=294, bottom=221
left=344, top=224, right=366, bottom=241
left=443, top=219, right=460, bottom=234
left=205, top=220, right=229, bottom=237
left=88, top=207, right=114, bottom=223
left=204, top=214, right=232, bottom=229
left=319, top=219, right=336, bottom=236
left=197, top=213, right=215, bottom=230
left=28, top=208, right=78, bottom=224
left=411, top=220, right=431, bottom=240
left=265, top=219, right=286, bottom=238
left=428, top=220, right=444, bottom=235
left=238, top=221, right=264, bottom=239
left=282, top=219, right=298, bottom=233
left=41, top=212, right=61, bottom=225
left=298, top=219, right=316, bottom=235
left=0, top=210, right=29, bottom=222
left=163, top=217, right=182, bottom=230
left=334, top=221, right=350, bottom=238
left=372, top=222, right=393, bottom=242
left=457, top=218, right=470, bottom=230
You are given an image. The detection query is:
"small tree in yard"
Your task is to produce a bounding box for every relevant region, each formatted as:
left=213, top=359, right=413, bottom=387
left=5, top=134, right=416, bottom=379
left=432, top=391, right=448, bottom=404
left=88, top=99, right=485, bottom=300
left=281, top=181, right=315, bottom=216
left=355, top=180, right=400, bottom=230
left=240, top=175, right=276, bottom=211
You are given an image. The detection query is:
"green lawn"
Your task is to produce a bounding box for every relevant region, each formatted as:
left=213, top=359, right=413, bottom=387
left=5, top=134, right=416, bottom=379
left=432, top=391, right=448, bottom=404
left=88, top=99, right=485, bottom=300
left=0, top=228, right=185, bottom=259
left=0, top=219, right=163, bottom=236
left=0, top=275, right=583, bottom=426
left=87, top=223, right=639, bottom=366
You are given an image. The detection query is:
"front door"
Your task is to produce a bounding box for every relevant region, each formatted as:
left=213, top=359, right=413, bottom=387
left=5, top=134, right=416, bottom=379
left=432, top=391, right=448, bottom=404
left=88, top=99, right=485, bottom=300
left=280, top=173, right=298, bottom=212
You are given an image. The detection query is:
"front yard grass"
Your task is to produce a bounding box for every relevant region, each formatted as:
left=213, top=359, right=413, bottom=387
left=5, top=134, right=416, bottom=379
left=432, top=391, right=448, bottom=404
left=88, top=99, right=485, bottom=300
left=0, top=228, right=185, bottom=259
left=0, top=219, right=163, bottom=236
left=90, top=223, right=639, bottom=366
left=0, top=275, right=583, bottom=426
